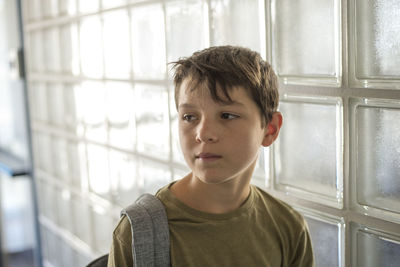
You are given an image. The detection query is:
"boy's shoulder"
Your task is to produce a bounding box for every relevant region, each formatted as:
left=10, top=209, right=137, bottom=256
left=252, top=185, right=307, bottom=230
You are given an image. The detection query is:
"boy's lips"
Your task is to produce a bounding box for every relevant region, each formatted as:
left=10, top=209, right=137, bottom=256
left=195, top=153, right=222, bottom=161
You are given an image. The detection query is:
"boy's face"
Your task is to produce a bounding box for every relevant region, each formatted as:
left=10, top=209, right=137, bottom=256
left=177, top=79, right=278, bottom=185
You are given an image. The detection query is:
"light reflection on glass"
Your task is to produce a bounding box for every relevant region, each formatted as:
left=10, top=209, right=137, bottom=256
left=80, top=16, right=103, bottom=78
left=135, top=83, right=170, bottom=160
left=87, top=144, right=111, bottom=198
left=304, top=215, right=341, bottom=267
left=102, top=0, right=125, bottom=9
left=79, top=0, right=99, bottom=14
left=139, top=159, right=172, bottom=194
left=106, top=82, right=135, bottom=150
left=103, top=10, right=130, bottom=79
left=357, top=104, right=400, bottom=214
left=47, top=83, right=65, bottom=127
left=64, top=83, right=78, bottom=132
left=356, top=227, right=400, bottom=267
left=43, top=27, right=61, bottom=73
left=109, top=150, right=139, bottom=207
left=71, top=194, right=92, bottom=244
left=68, top=141, right=88, bottom=191
left=92, top=204, right=113, bottom=252
left=74, top=81, right=107, bottom=142
left=131, top=3, right=166, bottom=79
left=272, top=0, right=338, bottom=76
left=275, top=98, right=342, bottom=203
left=210, top=0, right=265, bottom=56
left=60, top=23, right=79, bottom=75
left=59, top=0, right=77, bottom=15
left=166, top=0, right=209, bottom=63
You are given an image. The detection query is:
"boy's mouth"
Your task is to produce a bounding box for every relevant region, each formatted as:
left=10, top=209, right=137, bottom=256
left=195, top=153, right=222, bottom=162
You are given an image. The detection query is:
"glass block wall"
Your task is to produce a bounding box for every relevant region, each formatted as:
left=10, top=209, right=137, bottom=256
left=21, top=0, right=400, bottom=266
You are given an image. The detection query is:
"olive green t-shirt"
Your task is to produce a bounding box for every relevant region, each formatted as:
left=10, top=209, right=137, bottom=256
left=107, top=184, right=314, bottom=267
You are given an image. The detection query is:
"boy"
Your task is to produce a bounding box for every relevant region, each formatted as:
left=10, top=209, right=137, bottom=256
left=108, top=46, right=314, bottom=266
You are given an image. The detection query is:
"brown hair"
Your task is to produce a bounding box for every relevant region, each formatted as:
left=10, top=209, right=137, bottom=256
left=171, top=45, right=279, bottom=126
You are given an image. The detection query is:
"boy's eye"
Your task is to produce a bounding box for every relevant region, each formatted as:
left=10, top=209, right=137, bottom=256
left=221, top=113, right=239, bottom=120
left=182, top=114, right=197, bottom=122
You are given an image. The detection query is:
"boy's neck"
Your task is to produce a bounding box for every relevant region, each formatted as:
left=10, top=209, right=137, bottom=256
left=170, top=172, right=252, bottom=214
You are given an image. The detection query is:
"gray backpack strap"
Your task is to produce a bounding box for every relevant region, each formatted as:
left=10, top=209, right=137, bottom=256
left=121, top=194, right=170, bottom=267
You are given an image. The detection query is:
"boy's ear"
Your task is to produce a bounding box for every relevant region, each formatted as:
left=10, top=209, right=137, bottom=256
left=261, top=112, right=283, bottom=147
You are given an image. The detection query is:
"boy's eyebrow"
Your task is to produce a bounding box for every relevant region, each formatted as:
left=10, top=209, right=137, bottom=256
left=178, top=103, right=196, bottom=109
left=219, top=101, right=245, bottom=107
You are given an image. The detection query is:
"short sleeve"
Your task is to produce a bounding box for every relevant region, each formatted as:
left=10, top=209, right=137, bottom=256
left=107, top=215, right=134, bottom=267
left=290, top=225, right=314, bottom=267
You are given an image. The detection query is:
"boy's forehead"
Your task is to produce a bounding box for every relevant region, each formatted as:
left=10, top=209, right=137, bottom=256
left=179, top=78, right=245, bottom=99
left=177, top=78, right=251, bottom=107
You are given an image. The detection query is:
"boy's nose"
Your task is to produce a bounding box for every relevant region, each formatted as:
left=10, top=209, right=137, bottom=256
left=195, top=119, right=219, bottom=143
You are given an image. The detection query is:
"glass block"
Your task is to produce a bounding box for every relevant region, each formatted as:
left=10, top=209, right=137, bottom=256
left=354, top=99, right=400, bottom=218
left=106, top=82, right=135, bottom=150
left=30, top=31, right=44, bottom=72
left=103, top=10, right=130, bottom=79
left=210, top=0, right=265, bottom=57
left=55, top=187, right=73, bottom=233
left=46, top=230, right=61, bottom=266
left=274, top=95, right=343, bottom=207
left=102, top=0, right=126, bottom=9
left=39, top=225, right=49, bottom=263
left=47, top=83, right=65, bottom=127
left=74, top=250, right=92, bottom=267
left=91, top=204, right=114, bottom=253
left=35, top=177, right=46, bottom=217
left=36, top=132, right=54, bottom=174
left=60, top=23, right=79, bottom=75
left=109, top=150, right=139, bottom=207
left=252, top=148, right=268, bottom=188
left=31, top=132, right=40, bottom=169
left=60, top=238, right=75, bottom=267
left=165, top=0, right=209, bottom=63
left=271, top=0, right=341, bottom=86
left=52, top=136, right=69, bottom=182
left=254, top=148, right=267, bottom=178
left=80, top=16, right=103, bottom=78
left=138, top=159, right=172, bottom=194
left=79, top=0, right=99, bottom=13
left=87, top=144, right=111, bottom=198
left=29, top=82, right=48, bottom=123
left=353, top=0, right=400, bottom=79
left=353, top=225, right=400, bottom=267
left=67, top=141, right=88, bottom=190
left=42, top=0, right=59, bottom=18
left=42, top=182, right=58, bottom=224
left=64, top=83, right=79, bottom=132
left=43, top=27, right=61, bottom=73
left=135, top=83, right=170, bottom=160
left=26, top=0, right=42, bottom=21
left=71, top=194, right=92, bottom=245
left=75, top=81, right=107, bottom=143
left=131, top=3, right=166, bottom=80
left=59, top=0, right=77, bottom=15
left=303, top=213, right=343, bottom=267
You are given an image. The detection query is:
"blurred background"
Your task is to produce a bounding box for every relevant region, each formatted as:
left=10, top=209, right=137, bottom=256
left=0, top=0, right=399, bottom=266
